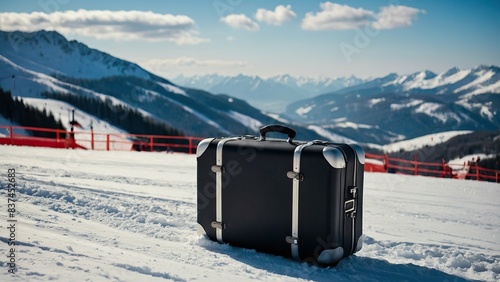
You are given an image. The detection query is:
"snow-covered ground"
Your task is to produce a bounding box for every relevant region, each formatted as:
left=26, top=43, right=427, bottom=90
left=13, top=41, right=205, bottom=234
left=0, top=145, right=499, bottom=281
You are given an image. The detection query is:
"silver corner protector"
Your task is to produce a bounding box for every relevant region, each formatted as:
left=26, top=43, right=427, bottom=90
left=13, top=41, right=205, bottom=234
left=196, top=138, right=215, bottom=158
left=349, top=143, right=365, bottom=164
left=355, top=235, right=364, bottom=253
left=196, top=223, right=207, bottom=237
left=317, top=247, right=344, bottom=265
left=323, top=147, right=346, bottom=169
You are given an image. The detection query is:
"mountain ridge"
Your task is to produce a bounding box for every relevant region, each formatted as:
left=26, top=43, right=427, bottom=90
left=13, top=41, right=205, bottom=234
left=0, top=30, right=325, bottom=141
left=284, top=65, right=500, bottom=144
left=1, top=30, right=498, bottom=147
left=1, top=30, right=159, bottom=80
left=172, top=73, right=366, bottom=112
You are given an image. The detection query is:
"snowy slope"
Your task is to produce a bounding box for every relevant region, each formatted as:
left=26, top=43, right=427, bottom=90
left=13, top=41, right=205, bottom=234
left=0, top=117, right=29, bottom=136
left=0, top=146, right=498, bottom=281
left=2, top=30, right=315, bottom=139
left=21, top=97, right=131, bottom=150
left=379, top=130, right=473, bottom=153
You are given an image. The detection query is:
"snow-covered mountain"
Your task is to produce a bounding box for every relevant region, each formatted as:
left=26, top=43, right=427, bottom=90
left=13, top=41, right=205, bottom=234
left=3, top=30, right=498, bottom=147
left=0, top=30, right=324, bottom=140
left=172, top=73, right=227, bottom=90
left=210, top=74, right=306, bottom=112
left=285, top=66, right=500, bottom=144
left=268, top=74, right=365, bottom=96
left=172, top=73, right=364, bottom=112
left=1, top=30, right=154, bottom=80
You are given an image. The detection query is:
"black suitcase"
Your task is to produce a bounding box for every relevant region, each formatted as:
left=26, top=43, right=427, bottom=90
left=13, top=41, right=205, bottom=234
left=196, top=125, right=364, bottom=265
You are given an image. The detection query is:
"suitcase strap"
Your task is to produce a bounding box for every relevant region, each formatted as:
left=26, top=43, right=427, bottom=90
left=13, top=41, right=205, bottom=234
left=286, top=140, right=320, bottom=260
left=211, top=137, right=241, bottom=243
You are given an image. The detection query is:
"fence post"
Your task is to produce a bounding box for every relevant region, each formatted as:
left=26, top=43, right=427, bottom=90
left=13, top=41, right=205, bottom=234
left=188, top=137, right=193, bottom=154
left=475, top=164, right=480, bottom=181
left=149, top=135, right=154, bottom=152
left=106, top=134, right=110, bottom=151
left=9, top=126, right=13, bottom=145
left=91, top=129, right=94, bottom=150
left=414, top=154, right=418, bottom=176
left=441, top=158, right=446, bottom=178
left=384, top=154, right=389, bottom=173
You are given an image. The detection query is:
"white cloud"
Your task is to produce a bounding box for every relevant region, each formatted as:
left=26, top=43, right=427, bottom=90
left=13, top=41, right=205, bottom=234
left=255, top=5, right=296, bottom=26
left=302, top=2, right=375, bottom=30
left=373, top=5, right=425, bottom=30
left=220, top=14, right=259, bottom=31
left=0, top=9, right=208, bottom=44
left=301, top=2, right=424, bottom=31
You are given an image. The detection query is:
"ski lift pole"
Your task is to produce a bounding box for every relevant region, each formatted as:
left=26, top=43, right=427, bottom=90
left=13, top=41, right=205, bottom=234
left=70, top=109, right=75, bottom=141
left=90, top=120, right=94, bottom=150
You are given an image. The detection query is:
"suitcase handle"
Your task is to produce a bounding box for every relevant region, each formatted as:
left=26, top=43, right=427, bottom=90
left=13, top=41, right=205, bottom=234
left=259, top=124, right=296, bottom=142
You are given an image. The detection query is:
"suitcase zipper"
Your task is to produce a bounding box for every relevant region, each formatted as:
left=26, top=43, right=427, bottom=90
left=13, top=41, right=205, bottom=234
left=346, top=148, right=359, bottom=254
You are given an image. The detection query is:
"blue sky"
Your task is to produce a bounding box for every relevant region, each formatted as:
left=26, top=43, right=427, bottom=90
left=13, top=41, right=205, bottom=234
left=1, top=0, right=499, bottom=79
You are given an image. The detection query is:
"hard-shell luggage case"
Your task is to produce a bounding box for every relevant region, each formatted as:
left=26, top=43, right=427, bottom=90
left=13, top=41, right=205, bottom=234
left=196, top=125, right=364, bottom=265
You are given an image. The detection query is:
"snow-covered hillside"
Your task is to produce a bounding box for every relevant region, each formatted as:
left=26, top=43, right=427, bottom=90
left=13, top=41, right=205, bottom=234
left=285, top=65, right=500, bottom=144
left=0, top=117, right=28, bottom=136
left=1, top=145, right=498, bottom=281
left=381, top=66, right=500, bottom=96
left=374, top=130, right=473, bottom=153
left=1, top=30, right=326, bottom=140
left=172, top=73, right=365, bottom=112
left=21, top=97, right=131, bottom=150
left=0, top=30, right=151, bottom=79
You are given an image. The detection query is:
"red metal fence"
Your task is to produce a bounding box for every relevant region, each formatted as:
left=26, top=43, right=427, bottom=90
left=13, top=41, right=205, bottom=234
left=365, top=152, right=499, bottom=183
left=1, top=125, right=498, bottom=183
left=0, top=125, right=204, bottom=154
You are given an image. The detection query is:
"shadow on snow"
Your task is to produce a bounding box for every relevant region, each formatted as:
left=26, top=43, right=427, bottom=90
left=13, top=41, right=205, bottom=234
left=197, top=237, right=472, bottom=282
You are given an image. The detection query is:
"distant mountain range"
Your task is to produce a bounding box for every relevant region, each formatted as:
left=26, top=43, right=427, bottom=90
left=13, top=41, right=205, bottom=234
left=172, top=74, right=365, bottom=112
left=0, top=30, right=498, bottom=147
left=285, top=66, right=500, bottom=144
left=0, top=30, right=322, bottom=140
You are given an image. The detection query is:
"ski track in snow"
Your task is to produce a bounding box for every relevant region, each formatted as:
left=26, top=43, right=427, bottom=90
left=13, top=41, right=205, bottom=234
left=0, top=146, right=499, bottom=281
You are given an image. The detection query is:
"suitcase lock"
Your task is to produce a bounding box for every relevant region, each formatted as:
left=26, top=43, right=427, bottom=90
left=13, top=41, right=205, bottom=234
left=345, top=186, right=357, bottom=218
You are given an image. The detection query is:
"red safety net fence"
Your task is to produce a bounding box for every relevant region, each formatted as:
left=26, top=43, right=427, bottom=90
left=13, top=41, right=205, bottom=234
left=1, top=125, right=498, bottom=183
left=0, top=125, right=204, bottom=154
left=365, top=152, right=499, bottom=183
